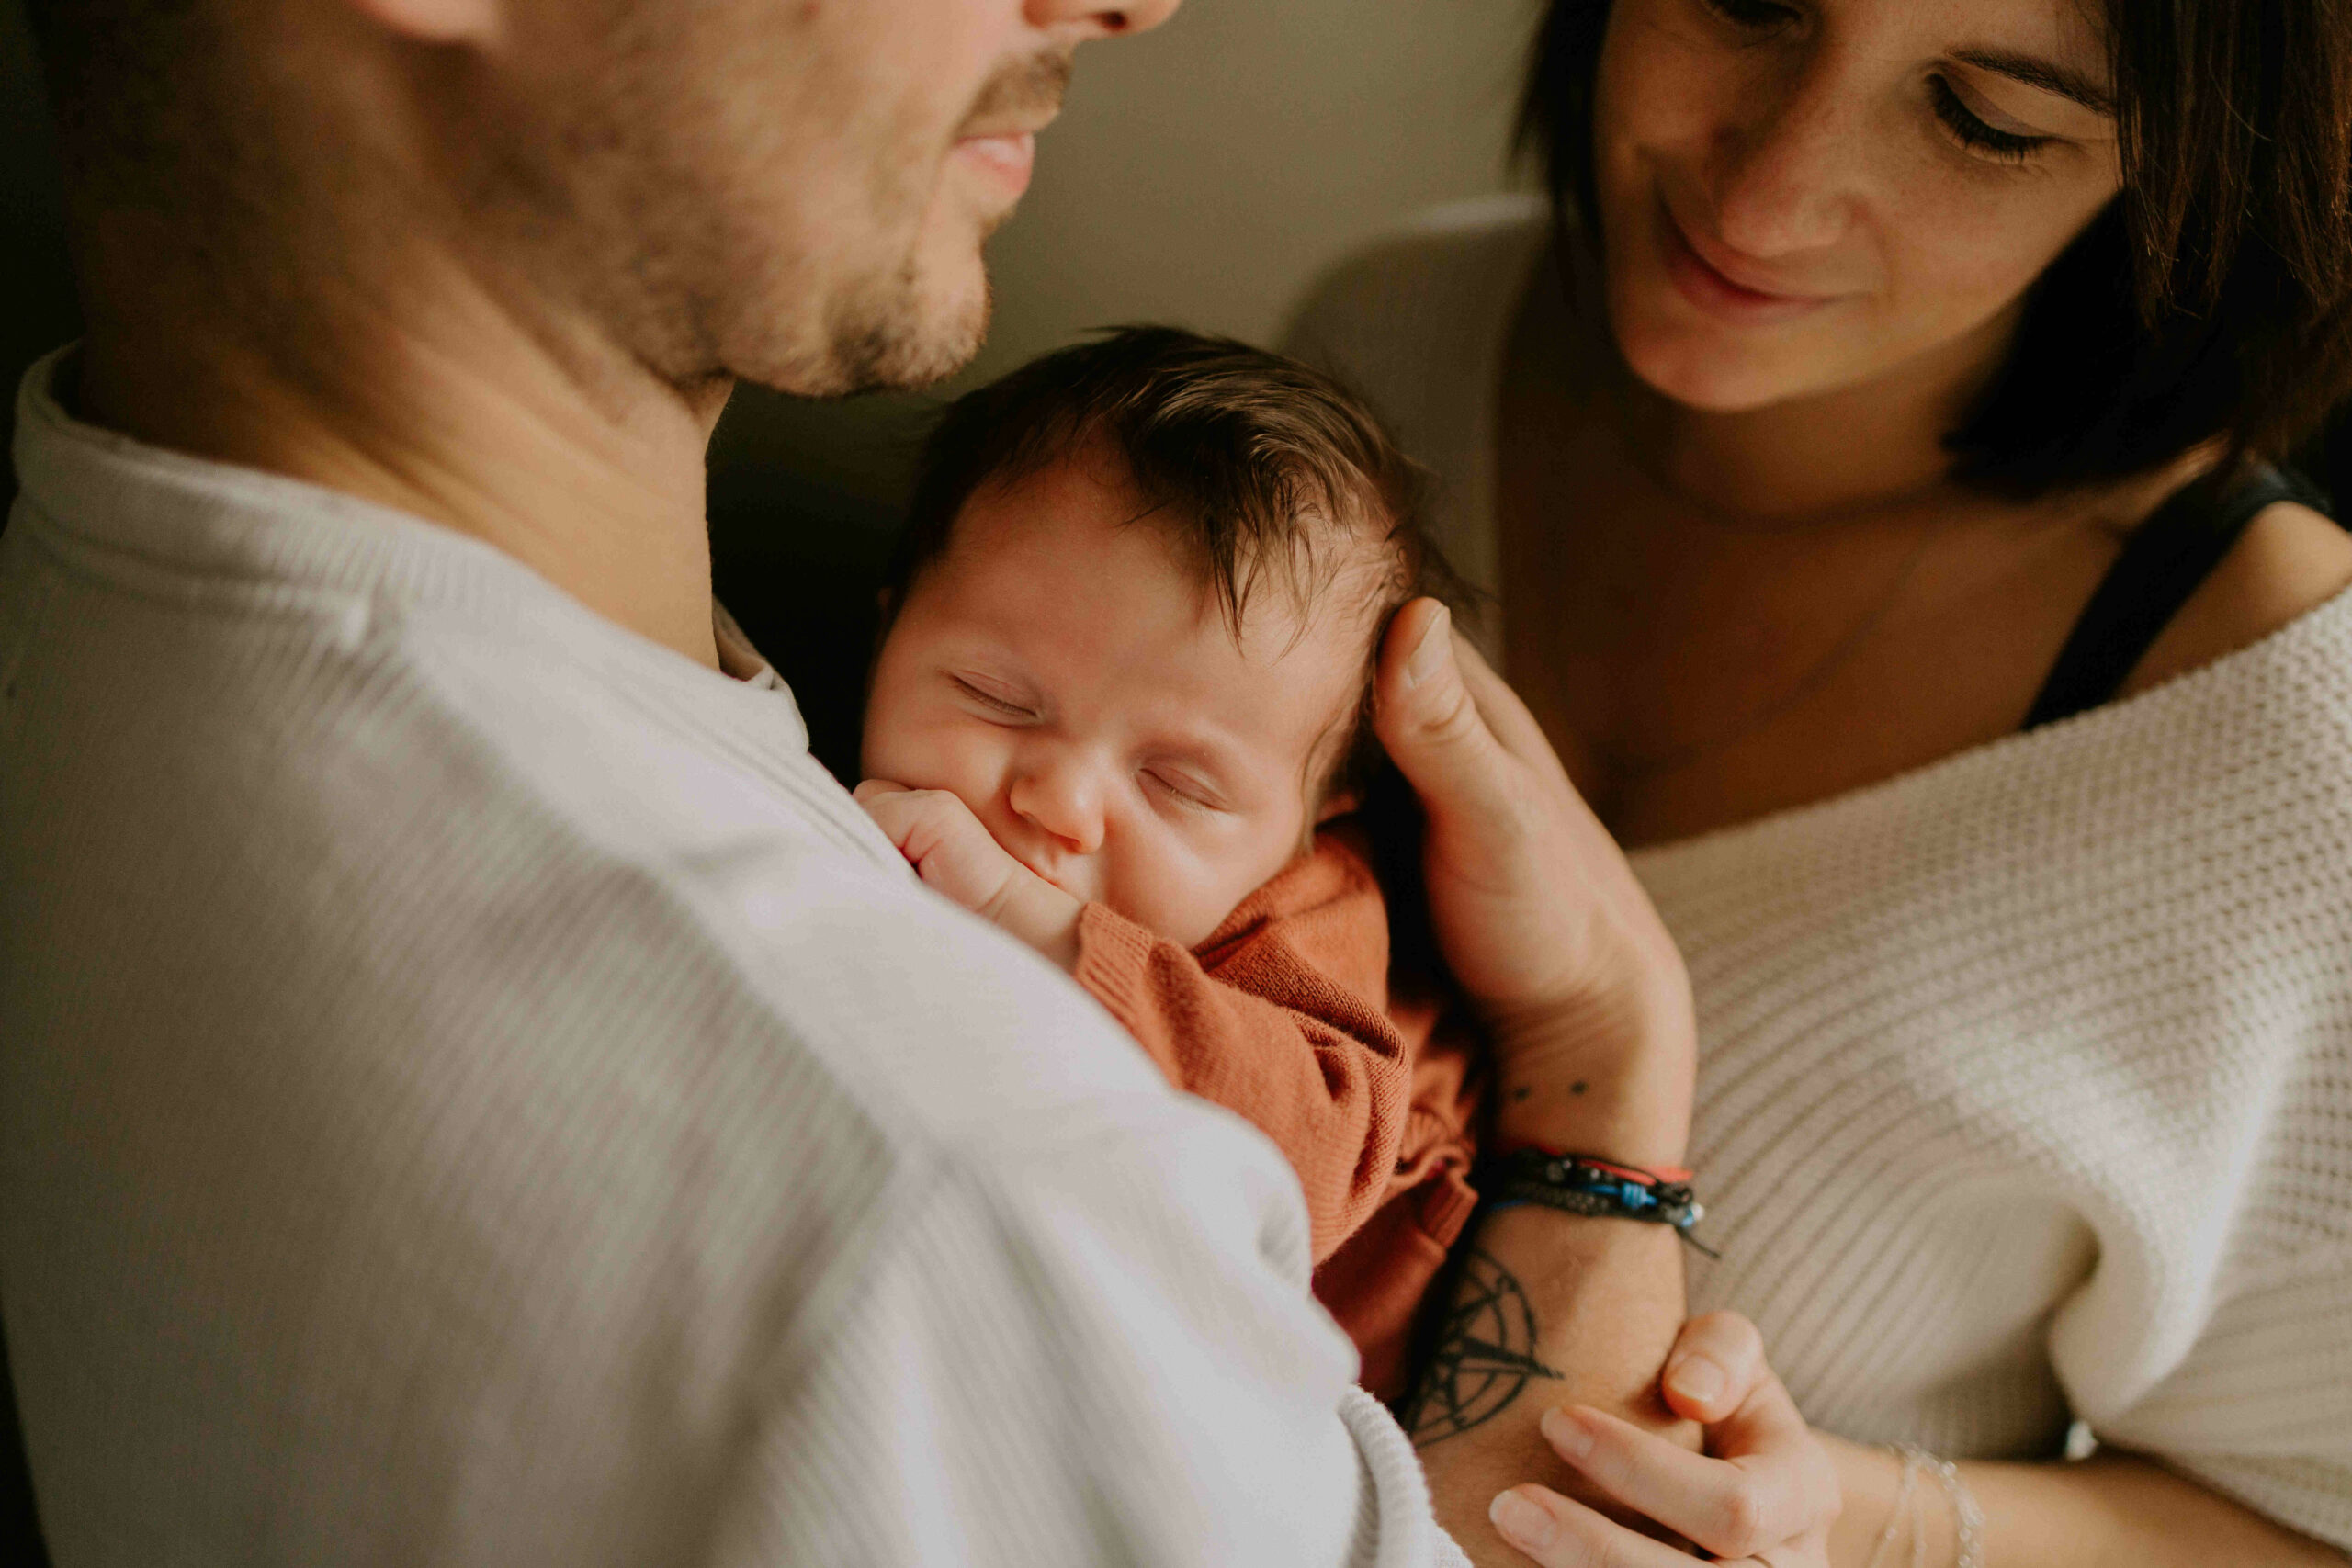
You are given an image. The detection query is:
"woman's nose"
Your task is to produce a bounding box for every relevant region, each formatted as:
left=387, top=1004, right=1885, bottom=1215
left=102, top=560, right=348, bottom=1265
left=1006, top=759, right=1107, bottom=856
left=1707, top=44, right=1860, bottom=259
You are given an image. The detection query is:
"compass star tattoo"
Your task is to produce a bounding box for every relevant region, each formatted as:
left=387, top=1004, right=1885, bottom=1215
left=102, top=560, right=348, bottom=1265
left=1401, top=1247, right=1563, bottom=1446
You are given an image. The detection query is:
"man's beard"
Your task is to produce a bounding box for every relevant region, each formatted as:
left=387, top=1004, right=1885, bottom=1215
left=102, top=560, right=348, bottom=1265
left=800, top=49, right=1070, bottom=396
left=813, top=247, right=993, bottom=397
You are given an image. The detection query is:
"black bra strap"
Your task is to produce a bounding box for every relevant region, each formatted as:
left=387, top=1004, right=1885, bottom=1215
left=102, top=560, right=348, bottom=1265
left=2020, top=463, right=2335, bottom=731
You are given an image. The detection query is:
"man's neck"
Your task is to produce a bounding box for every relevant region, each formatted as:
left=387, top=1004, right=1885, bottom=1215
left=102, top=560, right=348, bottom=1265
left=72, top=220, right=729, bottom=670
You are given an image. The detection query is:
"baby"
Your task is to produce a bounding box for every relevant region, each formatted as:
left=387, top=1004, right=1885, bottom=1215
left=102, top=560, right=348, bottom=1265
left=855, top=328, right=1479, bottom=1398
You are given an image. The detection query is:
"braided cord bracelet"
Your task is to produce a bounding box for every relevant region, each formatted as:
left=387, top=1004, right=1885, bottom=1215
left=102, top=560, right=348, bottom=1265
left=1472, top=1149, right=1721, bottom=1257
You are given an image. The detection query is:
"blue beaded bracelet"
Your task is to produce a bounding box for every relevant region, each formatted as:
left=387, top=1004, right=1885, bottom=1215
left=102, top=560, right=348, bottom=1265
left=1474, top=1149, right=1719, bottom=1258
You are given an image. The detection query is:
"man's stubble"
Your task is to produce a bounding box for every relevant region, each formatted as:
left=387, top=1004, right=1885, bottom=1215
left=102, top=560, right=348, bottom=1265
left=530, top=29, right=1073, bottom=402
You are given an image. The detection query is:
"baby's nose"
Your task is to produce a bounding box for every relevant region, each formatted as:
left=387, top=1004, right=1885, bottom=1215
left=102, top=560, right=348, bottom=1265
left=1008, top=761, right=1105, bottom=856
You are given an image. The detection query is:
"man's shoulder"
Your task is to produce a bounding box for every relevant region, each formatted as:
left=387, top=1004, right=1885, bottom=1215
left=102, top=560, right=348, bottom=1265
left=1, top=479, right=1203, bottom=1183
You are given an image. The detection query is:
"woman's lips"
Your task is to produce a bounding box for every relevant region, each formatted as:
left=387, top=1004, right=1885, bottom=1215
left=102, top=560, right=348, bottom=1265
left=1657, top=202, right=1838, bottom=326
left=954, top=131, right=1036, bottom=198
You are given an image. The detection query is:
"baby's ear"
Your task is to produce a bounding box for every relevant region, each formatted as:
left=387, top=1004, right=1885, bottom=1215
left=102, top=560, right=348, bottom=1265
left=1314, top=787, right=1362, bottom=824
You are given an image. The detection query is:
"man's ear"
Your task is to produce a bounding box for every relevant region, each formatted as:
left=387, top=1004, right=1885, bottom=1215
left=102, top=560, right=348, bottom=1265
left=344, top=0, right=503, bottom=46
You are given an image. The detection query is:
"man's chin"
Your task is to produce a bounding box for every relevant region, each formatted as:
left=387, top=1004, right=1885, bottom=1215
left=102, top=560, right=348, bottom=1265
left=797, top=270, right=991, bottom=398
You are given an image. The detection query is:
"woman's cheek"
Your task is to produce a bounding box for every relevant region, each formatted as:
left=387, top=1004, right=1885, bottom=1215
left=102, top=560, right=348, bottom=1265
left=1875, top=168, right=2105, bottom=358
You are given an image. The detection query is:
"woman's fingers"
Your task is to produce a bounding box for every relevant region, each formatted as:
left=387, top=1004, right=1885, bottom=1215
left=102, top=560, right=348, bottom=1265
left=1537, top=1402, right=1824, bottom=1562
left=1373, top=600, right=1524, bottom=834
left=1446, top=621, right=1574, bottom=791
left=1495, top=1315, right=1839, bottom=1565
left=1662, top=1310, right=1769, bottom=1424
left=1490, top=1483, right=1763, bottom=1568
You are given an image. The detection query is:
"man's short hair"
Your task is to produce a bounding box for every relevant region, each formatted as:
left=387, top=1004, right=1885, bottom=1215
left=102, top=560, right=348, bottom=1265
left=885, top=325, right=1473, bottom=802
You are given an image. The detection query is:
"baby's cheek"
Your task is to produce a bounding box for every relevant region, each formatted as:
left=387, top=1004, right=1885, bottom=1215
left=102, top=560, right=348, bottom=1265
left=865, top=707, right=987, bottom=798
left=1128, top=840, right=1277, bottom=951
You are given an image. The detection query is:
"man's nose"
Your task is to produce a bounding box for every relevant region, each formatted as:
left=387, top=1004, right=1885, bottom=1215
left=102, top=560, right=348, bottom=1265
left=1025, top=0, right=1182, bottom=41
left=1007, top=757, right=1107, bottom=856
left=1706, top=41, right=1860, bottom=259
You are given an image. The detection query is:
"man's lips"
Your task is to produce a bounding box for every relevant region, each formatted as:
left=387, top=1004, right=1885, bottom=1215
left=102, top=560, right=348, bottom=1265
left=1657, top=201, right=1840, bottom=325
left=954, top=130, right=1037, bottom=197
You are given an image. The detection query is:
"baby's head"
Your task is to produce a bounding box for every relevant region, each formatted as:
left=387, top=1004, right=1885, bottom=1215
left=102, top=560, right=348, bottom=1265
left=862, top=327, right=1461, bottom=949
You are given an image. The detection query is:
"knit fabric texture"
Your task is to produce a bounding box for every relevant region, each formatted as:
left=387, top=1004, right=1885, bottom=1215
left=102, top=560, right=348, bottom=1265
left=1290, top=200, right=2352, bottom=1549
left=0, top=353, right=1467, bottom=1568
left=1069, top=826, right=1482, bottom=1400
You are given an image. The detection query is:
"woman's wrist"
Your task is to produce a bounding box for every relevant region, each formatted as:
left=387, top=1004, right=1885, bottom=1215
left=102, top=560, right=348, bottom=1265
left=1487, top=955, right=1696, bottom=1168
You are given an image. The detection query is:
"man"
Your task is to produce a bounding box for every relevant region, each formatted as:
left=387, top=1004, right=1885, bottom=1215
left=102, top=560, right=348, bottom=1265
left=0, top=0, right=1706, bottom=1561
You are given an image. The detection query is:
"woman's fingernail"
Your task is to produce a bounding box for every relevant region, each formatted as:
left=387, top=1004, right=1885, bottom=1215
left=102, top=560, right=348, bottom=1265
left=1542, top=1405, right=1594, bottom=1460
left=1489, top=1488, right=1557, bottom=1551
left=1406, top=604, right=1452, bottom=686
left=1668, top=1354, right=1726, bottom=1407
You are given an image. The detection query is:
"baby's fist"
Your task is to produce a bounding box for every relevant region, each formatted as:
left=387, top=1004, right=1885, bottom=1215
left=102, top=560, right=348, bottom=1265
left=854, top=781, right=1082, bottom=969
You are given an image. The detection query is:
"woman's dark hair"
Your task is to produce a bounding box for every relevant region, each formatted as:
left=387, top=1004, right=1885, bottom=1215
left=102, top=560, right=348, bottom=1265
left=1521, top=0, right=2352, bottom=494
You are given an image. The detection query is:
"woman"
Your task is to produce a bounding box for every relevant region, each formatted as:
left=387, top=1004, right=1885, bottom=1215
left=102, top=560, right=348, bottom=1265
left=1294, top=0, right=2352, bottom=1562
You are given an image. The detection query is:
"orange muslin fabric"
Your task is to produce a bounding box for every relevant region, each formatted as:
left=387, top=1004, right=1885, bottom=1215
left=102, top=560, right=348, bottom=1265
left=1071, top=823, right=1482, bottom=1402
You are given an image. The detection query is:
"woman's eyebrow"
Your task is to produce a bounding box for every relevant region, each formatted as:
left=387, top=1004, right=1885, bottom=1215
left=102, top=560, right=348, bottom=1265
left=1952, top=49, right=2115, bottom=116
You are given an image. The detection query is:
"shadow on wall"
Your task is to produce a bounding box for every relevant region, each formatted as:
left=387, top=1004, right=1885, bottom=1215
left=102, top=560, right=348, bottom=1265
left=1, top=0, right=78, bottom=501
left=705, top=388, right=933, bottom=782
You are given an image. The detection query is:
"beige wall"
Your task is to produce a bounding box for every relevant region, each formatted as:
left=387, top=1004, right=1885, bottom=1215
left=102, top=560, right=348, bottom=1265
left=717, top=0, right=1542, bottom=505
left=978, top=0, right=1539, bottom=376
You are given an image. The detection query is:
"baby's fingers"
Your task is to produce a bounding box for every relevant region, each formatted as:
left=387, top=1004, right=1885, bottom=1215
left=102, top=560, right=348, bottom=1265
left=853, top=780, right=930, bottom=852
left=854, top=784, right=981, bottom=865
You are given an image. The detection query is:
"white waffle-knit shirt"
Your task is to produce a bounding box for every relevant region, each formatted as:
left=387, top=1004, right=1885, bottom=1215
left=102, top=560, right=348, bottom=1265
left=1289, top=197, right=2352, bottom=1551
left=0, top=353, right=1465, bottom=1568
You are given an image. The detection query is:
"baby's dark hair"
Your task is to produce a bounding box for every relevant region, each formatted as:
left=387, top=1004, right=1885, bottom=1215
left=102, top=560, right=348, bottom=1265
left=885, top=325, right=1472, bottom=807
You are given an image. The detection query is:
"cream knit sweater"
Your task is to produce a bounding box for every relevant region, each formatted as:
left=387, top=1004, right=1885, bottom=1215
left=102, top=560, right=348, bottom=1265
left=0, top=355, right=1463, bottom=1567
left=1291, top=197, right=2352, bottom=1551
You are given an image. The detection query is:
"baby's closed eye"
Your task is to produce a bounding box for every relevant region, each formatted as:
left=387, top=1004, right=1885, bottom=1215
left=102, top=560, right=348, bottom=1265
left=1142, top=765, right=1227, bottom=813
left=950, top=672, right=1037, bottom=720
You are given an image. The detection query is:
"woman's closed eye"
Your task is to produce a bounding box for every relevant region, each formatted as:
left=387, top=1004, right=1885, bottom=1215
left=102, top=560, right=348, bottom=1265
left=1693, top=0, right=2064, bottom=166
left=1928, top=73, right=2054, bottom=164
left=1698, top=0, right=1795, bottom=31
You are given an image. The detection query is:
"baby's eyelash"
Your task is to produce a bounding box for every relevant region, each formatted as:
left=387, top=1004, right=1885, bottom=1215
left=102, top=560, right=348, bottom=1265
left=1928, top=75, right=2052, bottom=164
left=1143, top=769, right=1221, bottom=813
left=950, top=676, right=1035, bottom=718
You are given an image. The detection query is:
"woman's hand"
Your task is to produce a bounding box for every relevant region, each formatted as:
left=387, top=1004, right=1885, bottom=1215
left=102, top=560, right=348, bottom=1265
left=1373, top=598, right=1694, bottom=1162
left=1487, top=1312, right=1841, bottom=1567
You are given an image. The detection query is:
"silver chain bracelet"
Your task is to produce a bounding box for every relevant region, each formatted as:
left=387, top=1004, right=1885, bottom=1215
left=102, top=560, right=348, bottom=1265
left=1862, top=1445, right=1924, bottom=1568
left=1895, top=1442, right=1987, bottom=1568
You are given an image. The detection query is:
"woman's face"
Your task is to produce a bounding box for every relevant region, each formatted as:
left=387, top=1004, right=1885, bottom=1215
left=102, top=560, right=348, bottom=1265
left=1592, top=0, right=2123, bottom=412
